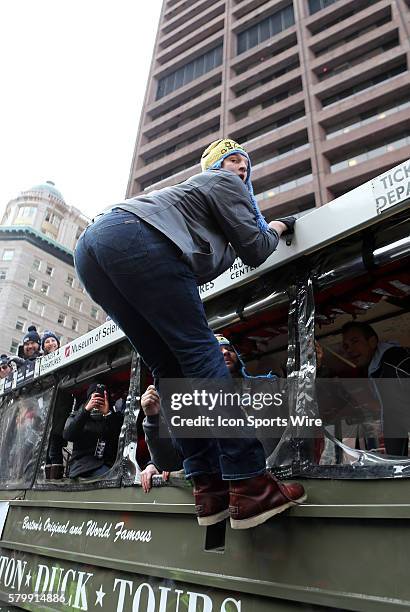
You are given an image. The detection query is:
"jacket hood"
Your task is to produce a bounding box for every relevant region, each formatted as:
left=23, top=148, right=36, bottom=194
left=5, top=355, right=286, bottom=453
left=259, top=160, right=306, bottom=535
left=368, top=341, right=400, bottom=376
left=215, top=334, right=277, bottom=379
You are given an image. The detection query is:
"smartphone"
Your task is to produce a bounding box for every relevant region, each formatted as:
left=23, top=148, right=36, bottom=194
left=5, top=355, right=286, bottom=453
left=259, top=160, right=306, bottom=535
left=95, top=384, right=106, bottom=397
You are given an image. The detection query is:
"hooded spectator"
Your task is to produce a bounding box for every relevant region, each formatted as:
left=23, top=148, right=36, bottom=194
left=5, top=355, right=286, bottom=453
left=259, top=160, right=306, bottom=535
left=41, top=331, right=60, bottom=355
left=63, top=382, right=123, bottom=478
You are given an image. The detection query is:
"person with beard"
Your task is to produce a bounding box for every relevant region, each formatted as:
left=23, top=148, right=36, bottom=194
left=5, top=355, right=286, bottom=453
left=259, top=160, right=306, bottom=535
left=18, top=326, right=42, bottom=362
left=140, top=334, right=278, bottom=492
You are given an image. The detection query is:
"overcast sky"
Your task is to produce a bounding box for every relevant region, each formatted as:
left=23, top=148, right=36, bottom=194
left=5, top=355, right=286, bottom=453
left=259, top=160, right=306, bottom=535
left=0, top=0, right=162, bottom=219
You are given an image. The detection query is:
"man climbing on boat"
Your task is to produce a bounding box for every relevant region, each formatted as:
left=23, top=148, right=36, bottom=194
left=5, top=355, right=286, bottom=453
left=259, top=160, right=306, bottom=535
left=74, top=138, right=306, bottom=529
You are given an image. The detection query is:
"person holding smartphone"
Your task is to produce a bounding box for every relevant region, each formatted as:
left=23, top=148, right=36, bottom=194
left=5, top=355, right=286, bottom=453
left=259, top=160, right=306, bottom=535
left=74, top=138, right=306, bottom=529
left=63, top=383, right=123, bottom=478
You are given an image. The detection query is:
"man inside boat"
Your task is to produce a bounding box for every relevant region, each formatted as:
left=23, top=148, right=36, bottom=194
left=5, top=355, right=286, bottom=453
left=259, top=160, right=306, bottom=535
left=74, top=137, right=306, bottom=529
left=342, top=321, right=410, bottom=456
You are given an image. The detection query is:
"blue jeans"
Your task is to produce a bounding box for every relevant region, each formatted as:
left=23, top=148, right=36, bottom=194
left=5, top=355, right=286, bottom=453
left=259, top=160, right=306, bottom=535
left=74, top=209, right=266, bottom=479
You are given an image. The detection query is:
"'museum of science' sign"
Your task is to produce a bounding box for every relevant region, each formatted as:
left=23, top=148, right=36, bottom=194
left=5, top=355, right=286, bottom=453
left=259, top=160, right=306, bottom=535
left=0, top=548, right=243, bottom=612
left=372, top=159, right=410, bottom=214
left=38, top=320, right=124, bottom=376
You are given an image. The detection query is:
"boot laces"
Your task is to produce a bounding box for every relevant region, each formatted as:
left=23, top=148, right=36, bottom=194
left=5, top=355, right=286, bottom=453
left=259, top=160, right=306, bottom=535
left=269, top=472, right=305, bottom=506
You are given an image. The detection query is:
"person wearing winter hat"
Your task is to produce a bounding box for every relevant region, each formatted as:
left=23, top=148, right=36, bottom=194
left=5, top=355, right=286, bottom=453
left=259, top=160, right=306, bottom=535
left=0, top=354, right=13, bottom=380
left=63, top=382, right=123, bottom=478
left=141, top=335, right=280, bottom=492
left=42, top=332, right=64, bottom=479
left=74, top=137, right=306, bottom=529
left=41, top=331, right=60, bottom=355
left=200, top=139, right=296, bottom=235
left=19, top=326, right=42, bottom=360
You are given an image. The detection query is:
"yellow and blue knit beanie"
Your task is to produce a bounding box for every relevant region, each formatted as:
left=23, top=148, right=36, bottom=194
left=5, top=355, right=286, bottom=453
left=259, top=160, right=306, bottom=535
left=201, top=138, right=269, bottom=232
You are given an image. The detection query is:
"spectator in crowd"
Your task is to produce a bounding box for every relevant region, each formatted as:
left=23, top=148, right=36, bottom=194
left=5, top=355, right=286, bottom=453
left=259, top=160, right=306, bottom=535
left=216, top=334, right=242, bottom=378
left=45, top=355, right=66, bottom=479
left=342, top=321, right=410, bottom=456
left=41, top=331, right=60, bottom=355
left=63, top=383, right=123, bottom=478
left=18, top=326, right=42, bottom=361
left=140, top=334, right=278, bottom=492
left=0, top=355, right=13, bottom=380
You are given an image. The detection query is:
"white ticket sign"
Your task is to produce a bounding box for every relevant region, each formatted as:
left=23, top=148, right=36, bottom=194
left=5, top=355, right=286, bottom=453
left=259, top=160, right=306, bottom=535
left=372, top=159, right=410, bottom=214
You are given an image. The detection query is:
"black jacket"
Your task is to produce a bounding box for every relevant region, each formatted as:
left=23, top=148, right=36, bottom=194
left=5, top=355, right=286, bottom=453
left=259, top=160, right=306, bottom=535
left=370, top=346, right=410, bottom=380
left=143, top=414, right=183, bottom=472
left=63, top=407, right=123, bottom=477
left=369, top=345, right=410, bottom=455
left=115, top=169, right=280, bottom=285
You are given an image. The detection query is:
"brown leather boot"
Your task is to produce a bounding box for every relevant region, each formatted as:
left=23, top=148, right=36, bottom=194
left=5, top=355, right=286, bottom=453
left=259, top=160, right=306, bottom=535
left=229, top=471, right=306, bottom=529
left=192, top=474, right=230, bottom=526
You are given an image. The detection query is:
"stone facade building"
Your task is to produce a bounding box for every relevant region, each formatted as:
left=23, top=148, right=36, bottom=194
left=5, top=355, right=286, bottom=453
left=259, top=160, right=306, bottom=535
left=0, top=182, right=103, bottom=354
left=127, top=0, right=410, bottom=219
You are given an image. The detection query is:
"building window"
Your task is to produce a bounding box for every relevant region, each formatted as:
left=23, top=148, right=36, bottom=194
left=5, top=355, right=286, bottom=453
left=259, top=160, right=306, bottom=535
left=308, top=0, right=337, bottom=15
left=156, top=45, right=223, bottom=100
left=2, top=249, right=14, bottom=262
left=35, top=302, right=45, bottom=317
left=330, top=134, right=410, bottom=173
left=45, top=264, right=54, bottom=276
left=44, top=209, right=62, bottom=229
left=10, top=339, right=19, bottom=354
left=66, top=274, right=74, bottom=287
left=16, top=206, right=36, bottom=220
left=32, top=257, right=41, bottom=271
left=57, top=312, right=66, bottom=325
left=90, top=306, right=98, bottom=320
left=237, top=5, right=295, bottom=55
left=74, top=298, right=83, bottom=311
left=0, top=269, right=7, bottom=281
left=321, top=64, right=407, bottom=107
left=255, top=173, right=313, bottom=201
left=71, top=318, right=79, bottom=332
left=15, top=319, right=26, bottom=331
left=27, top=275, right=36, bottom=289
left=63, top=292, right=71, bottom=306
left=325, top=100, right=410, bottom=139
left=22, top=295, right=31, bottom=310
left=40, top=282, right=49, bottom=295
left=2, top=208, right=11, bottom=225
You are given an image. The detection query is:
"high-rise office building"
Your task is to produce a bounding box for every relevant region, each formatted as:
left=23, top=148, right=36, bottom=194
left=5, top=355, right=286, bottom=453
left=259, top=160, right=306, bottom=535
left=0, top=182, right=104, bottom=354
left=127, top=0, right=410, bottom=220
